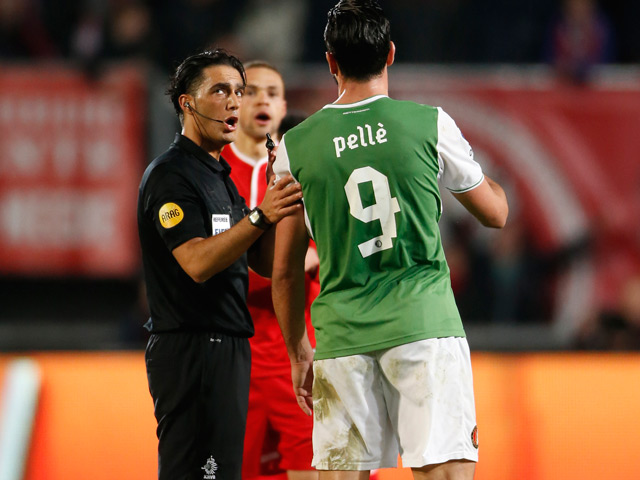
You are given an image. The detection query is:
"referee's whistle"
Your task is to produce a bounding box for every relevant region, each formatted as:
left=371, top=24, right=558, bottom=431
left=265, top=133, right=275, bottom=152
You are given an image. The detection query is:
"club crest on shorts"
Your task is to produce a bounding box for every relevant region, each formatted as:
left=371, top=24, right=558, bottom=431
left=471, top=425, right=479, bottom=449
left=201, top=455, right=218, bottom=479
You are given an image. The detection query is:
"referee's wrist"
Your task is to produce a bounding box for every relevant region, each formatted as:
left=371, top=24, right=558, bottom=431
left=247, top=207, right=272, bottom=230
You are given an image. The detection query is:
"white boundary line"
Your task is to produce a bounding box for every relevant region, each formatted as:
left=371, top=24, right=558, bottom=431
left=0, top=358, right=41, bottom=480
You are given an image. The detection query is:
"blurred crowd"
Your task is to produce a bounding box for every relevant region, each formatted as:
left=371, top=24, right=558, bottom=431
left=2, top=0, right=639, bottom=81
left=2, top=0, right=639, bottom=350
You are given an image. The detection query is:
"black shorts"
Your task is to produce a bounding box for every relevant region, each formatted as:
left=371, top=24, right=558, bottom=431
left=145, top=331, right=251, bottom=480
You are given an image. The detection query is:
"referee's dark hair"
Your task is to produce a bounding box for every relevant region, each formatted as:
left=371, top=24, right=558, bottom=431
left=167, top=49, right=246, bottom=121
left=324, top=0, right=391, bottom=82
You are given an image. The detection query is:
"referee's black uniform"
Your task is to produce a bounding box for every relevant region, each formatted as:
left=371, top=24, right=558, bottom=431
left=138, top=133, right=253, bottom=480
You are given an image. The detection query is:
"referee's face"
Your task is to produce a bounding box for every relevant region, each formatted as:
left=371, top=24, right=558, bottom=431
left=189, top=65, right=245, bottom=150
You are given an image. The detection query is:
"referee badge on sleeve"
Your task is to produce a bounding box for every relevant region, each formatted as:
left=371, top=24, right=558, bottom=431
left=212, top=214, right=231, bottom=235
left=159, top=203, right=184, bottom=228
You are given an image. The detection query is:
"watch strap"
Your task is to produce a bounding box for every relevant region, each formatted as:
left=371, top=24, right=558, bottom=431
left=248, top=207, right=272, bottom=230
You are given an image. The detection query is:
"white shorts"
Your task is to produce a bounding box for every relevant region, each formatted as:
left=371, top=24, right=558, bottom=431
left=311, top=337, right=478, bottom=470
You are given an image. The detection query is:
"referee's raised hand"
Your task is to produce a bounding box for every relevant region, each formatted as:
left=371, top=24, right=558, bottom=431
left=260, top=174, right=302, bottom=225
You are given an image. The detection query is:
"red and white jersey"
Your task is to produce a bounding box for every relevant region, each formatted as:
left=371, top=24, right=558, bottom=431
left=222, top=143, right=318, bottom=377
left=222, top=143, right=268, bottom=209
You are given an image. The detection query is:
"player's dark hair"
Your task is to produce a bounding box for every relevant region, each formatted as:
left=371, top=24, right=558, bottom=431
left=167, top=49, right=246, bottom=118
left=324, top=0, right=391, bottom=81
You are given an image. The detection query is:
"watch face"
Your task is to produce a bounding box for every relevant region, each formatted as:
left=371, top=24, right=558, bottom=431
left=249, top=210, right=260, bottom=223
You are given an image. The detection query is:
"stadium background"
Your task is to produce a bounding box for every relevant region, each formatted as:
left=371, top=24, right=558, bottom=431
left=1, top=0, right=639, bottom=479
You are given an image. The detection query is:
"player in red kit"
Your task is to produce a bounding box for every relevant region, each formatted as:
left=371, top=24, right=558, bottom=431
left=222, top=61, right=318, bottom=480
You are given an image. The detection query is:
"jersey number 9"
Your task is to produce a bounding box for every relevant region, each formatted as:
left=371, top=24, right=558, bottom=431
left=344, top=166, right=401, bottom=258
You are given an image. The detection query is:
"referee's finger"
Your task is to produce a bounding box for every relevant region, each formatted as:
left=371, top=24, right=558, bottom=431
left=272, top=174, right=296, bottom=189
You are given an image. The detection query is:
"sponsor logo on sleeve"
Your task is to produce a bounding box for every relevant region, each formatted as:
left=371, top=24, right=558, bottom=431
left=158, top=203, right=183, bottom=229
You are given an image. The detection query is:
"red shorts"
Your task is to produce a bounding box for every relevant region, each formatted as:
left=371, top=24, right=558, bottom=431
left=242, top=371, right=314, bottom=478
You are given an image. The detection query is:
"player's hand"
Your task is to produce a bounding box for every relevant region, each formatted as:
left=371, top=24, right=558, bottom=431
left=291, top=360, right=314, bottom=416
left=259, top=174, right=302, bottom=224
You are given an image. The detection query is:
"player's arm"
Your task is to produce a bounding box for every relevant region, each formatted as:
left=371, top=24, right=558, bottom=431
left=452, top=175, right=508, bottom=228
left=247, top=230, right=275, bottom=278
left=272, top=209, right=314, bottom=415
left=436, top=107, right=508, bottom=228
left=173, top=175, right=302, bottom=283
left=247, top=144, right=291, bottom=277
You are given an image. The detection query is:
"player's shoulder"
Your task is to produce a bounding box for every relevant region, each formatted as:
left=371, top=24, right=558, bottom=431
left=278, top=112, right=320, bottom=147
left=287, top=110, right=321, bottom=133
left=386, top=97, right=439, bottom=115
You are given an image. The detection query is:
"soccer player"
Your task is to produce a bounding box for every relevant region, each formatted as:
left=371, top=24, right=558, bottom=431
left=271, top=2, right=509, bottom=480
left=222, top=62, right=318, bottom=480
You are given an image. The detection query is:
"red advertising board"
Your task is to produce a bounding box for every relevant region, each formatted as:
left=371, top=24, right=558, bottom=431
left=0, top=65, right=145, bottom=276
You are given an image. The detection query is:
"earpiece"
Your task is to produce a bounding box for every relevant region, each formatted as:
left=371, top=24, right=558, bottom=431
left=183, top=102, right=225, bottom=124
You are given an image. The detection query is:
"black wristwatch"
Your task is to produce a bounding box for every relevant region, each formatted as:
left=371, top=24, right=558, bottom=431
left=248, top=207, right=272, bottom=230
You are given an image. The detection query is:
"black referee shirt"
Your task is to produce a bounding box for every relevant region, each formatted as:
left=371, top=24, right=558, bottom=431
left=137, top=134, right=253, bottom=336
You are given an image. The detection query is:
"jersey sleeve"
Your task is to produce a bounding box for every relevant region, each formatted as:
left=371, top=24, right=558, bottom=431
left=436, top=107, right=484, bottom=193
left=272, top=134, right=293, bottom=181
left=272, top=135, right=315, bottom=239
left=145, top=167, right=208, bottom=251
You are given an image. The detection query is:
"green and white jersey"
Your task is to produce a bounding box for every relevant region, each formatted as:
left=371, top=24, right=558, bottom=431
left=274, top=95, right=483, bottom=360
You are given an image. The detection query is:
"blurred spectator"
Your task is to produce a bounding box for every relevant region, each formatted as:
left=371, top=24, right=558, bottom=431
left=383, top=0, right=462, bottom=63
left=150, top=0, right=247, bottom=73
left=0, top=0, right=58, bottom=58
left=468, top=0, right=554, bottom=64
left=69, top=3, right=104, bottom=67
left=603, top=0, right=640, bottom=63
left=486, top=219, right=539, bottom=323
left=70, top=1, right=154, bottom=73
left=3, top=1, right=639, bottom=69
left=448, top=213, right=590, bottom=324
left=446, top=215, right=537, bottom=324
left=66, top=0, right=248, bottom=74
left=103, top=1, right=154, bottom=60
left=300, top=0, right=335, bottom=63
left=544, top=0, right=615, bottom=84
left=575, top=275, right=640, bottom=350
left=233, top=0, right=309, bottom=67
left=301, top=0, right=554, bottom=64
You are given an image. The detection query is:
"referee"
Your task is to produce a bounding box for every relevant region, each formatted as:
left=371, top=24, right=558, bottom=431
left=137, top=49, right=302, bottom=480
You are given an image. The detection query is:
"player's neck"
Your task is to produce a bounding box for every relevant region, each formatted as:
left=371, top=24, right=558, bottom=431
left=234, top=130, right=268, bottom=160
left=334, top=71, right=389, bottom=105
